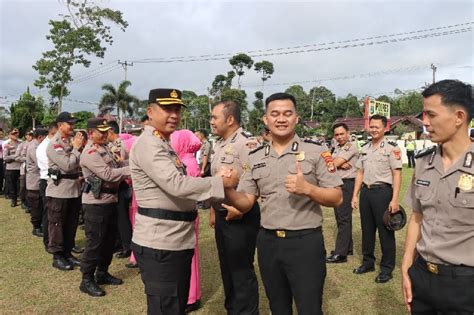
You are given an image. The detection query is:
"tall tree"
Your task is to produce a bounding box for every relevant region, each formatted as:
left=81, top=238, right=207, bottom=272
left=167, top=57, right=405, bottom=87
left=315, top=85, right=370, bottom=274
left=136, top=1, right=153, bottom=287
left=72, top=111, right=94, bottom=129
left=10, top=88, right=45, bottom=135
left=248, top=91, right=265, bottom=135
left=98, top=80, right=139, bottom=132
left=229, top=53, right=254, bottom=89
left=33, top=0, right=128, bottom=113
left=254, top=60, right=274, bottom=92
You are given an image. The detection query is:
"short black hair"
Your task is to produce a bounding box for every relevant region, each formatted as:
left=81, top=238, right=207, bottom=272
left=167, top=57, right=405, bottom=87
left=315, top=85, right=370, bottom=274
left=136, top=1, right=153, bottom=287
left=141, top=114, right=149, bottom=123
left=107, top=120, right=120, bottom=134
left=332, top=123, right=349, bottom=132
left=422, top=79, right=472, bottom=122
left=215, top=100, right=241, bottom=125
left=79, top=130, right=88, bottom=141
left=265, top=93, right=297, bottom=110
left=369, top=114, right=387, bottom=127
left=48, top=122, right=57, bottom=132
left=198, top=129, right=208, bottom=138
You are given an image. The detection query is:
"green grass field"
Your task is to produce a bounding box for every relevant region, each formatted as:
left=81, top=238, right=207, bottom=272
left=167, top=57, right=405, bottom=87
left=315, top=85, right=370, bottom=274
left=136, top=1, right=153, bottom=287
left=0, top=167, right=413, bottom=314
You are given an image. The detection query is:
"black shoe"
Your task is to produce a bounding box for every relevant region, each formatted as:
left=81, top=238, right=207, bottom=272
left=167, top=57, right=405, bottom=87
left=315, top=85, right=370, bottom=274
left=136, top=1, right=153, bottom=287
left=65, top=254, right=81, bottom=267
left=125, top=262, right=138, bottom=269
left=32, top=228, right=44, bottom=237
left=353, top=265, right=375, bottom=274
left=80, top=279, right=105, bottom=297
left=185, top=300, right=201, bottom=313
left=348, top=250, right=354, bottom=256
left=375, top=273, right=393, bottom=283
left=21, top=202, right=27, bottom=210
left=95, top=272, right=123, bottom=285
left=326, top=254, right=347, bottom=263
left=52, top=256, right=73, bottom=271
left=72, top=246, right=84, bottom=254
left=11, top=200, right=17, bottom=207
left=115, top=249, right=131, bottom=259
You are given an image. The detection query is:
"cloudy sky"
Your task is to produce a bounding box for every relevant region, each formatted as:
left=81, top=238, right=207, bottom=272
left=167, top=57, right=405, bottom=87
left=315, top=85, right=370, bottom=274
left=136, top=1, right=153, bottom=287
left=1, top=0, right=473, bottom=113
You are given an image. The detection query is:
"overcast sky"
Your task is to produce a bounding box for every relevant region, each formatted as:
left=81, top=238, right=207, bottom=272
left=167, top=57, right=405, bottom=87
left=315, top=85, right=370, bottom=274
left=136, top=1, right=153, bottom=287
left=1, top=0, right=473, bottom=113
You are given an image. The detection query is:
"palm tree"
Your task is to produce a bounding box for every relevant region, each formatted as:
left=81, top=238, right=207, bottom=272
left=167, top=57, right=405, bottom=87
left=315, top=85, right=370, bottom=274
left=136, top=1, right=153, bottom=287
left=98, top=80, right=140, bottom=132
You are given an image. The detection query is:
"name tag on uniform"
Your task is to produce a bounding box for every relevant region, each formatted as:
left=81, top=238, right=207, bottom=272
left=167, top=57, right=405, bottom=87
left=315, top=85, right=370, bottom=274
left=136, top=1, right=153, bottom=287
left=416, top=179, right=430, bottom=187
left=252, top=162, right=266, bottom=170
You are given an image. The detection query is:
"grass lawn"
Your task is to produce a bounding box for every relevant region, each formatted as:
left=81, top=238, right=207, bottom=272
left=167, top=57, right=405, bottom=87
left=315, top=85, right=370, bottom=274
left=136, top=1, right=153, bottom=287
left=0, top=167, right=413, bottom=314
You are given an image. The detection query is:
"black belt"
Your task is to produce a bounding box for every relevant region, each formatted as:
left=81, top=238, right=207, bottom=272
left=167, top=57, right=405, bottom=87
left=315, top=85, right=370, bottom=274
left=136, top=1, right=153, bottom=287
left=61, top=173, right=79, bottom=179
left=261, top=227, right=321, bottom=238
left=100, top=187, right=118, bottom=194
left=416, top=255, right=474, bottom=276
left=342, top=178, right=355, bottom=182
left=362, top=183, right=391, bottom=190
left=138, top=207, right=197, bottom=222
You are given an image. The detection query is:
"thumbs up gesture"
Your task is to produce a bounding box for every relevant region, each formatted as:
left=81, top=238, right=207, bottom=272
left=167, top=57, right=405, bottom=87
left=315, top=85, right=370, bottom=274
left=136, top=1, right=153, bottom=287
left=285, top=161, right=309, bottom=195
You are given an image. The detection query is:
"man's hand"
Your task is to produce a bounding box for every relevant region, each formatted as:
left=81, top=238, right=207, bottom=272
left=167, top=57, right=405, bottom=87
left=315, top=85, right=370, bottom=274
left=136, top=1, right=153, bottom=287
left=221, top=203, right=244, bottom=221
left=209, top=207, right=216, bottom=228
left=402, top=268, right=413, bottom=312
left=217, top=167, right=239, bottom=188
left=351, top=196, right=359, bottom=210
left=72, top=132, right=84, bottom=150
left=285, top=161, right=309, bottom=195
left=389, top=200, right=400, bottom=213
left=340, top=162, right=352, bottom=170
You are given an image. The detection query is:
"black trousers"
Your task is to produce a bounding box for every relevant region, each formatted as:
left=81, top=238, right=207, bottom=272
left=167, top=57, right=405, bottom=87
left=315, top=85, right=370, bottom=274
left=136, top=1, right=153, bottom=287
left=215, top=203, right=260, bottom=315
left=80, top=203, right=117, bottom=279
left=19, top=174, right=27, bottom=204
left=39, top=179, right=49, bottom=249
left=257, top=227, right=326, bottom=315
left=0, top=160, right=4, bottom=193
left=117, top=181, right=132, bottom=252
left=47, top=197, right=80, bottom=255
left=26, top=190, right=42, bottom=229
left=333, top=178, right=354, bottom=256
left=407, top=150, right=416, bottom=168
left=132, top=242, right=194, bottom=315
left=359, top=185, right=396, bottom=274
left=409, top=259, right=474, bottom=314
left=5, top=169, right=20, bottom=201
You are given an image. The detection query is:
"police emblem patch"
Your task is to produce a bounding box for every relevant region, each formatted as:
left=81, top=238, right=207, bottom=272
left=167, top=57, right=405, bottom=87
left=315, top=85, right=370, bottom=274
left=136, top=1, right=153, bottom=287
left=320, top=151, right=336, bottom=173
left=296, top=151, right=305, bottom=162
left=458, top=174, right=473, bottom=191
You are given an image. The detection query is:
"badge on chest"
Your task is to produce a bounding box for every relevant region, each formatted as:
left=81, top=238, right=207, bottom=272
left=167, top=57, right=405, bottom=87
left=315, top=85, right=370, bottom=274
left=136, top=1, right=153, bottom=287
left=458, top=174, right=473, bottom=191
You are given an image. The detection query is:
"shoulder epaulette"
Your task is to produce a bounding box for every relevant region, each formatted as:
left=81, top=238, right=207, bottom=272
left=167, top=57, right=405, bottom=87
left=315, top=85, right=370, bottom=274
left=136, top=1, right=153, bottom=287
left=240, top=131, right=250, bottom=138
left=249, top=144, right=266, bottom=155
left=388, top=140, right=398, bottom=147
left=303, top=139, right=324, bottom=145
left=361, top=141, right=370, bottom=147
left=414, top=146, right=437, bottom=159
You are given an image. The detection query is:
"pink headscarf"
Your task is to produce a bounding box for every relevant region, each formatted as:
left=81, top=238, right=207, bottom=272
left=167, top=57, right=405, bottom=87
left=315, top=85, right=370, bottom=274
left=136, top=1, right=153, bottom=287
left=170, top=129, right=202, bottom=177
left=119, top=133, right=137, bottom=152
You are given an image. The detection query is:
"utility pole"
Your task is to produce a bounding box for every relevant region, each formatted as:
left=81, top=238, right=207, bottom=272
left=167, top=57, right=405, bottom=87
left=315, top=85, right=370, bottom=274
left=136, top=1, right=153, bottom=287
left=117, top=60, right=134, bottom=133
left=430, top=63, right=437, bottom=84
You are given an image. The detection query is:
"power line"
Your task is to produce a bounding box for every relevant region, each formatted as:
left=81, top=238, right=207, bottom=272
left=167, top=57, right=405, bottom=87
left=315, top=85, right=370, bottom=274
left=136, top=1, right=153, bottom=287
left=71, top=64, right=122, bottom=84
left=73, top=60, right=119, bottom=80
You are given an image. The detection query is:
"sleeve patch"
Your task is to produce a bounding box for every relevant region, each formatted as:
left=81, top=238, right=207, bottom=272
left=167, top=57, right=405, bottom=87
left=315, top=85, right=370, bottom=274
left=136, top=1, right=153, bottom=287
left=393, top=148, right=401, bottom=160
left=321, top=151, right=336, bottom=173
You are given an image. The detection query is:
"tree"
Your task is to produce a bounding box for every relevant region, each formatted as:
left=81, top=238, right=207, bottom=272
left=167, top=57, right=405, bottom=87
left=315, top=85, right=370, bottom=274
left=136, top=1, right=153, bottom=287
left=33, top=0, right=128, bottom=113
left=98, top=80, right=139, bottom=132
left=229, top=53, right=254, bottom=89
left=10, top=88, right=45, bottom=135
left=247, top=91, right=265, bottom=135
left=72, top=111, right=94, bottom=129
left=254, top=60, right=274, bottom=92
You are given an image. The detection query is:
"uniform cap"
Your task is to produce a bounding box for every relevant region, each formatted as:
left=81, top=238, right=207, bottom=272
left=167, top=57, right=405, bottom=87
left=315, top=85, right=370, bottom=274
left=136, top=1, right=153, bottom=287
left=148, top=88, right=186, bottom=107
left=383, top=205, right=407, bottom=231
left=56, top=112, right=78, bottom=124
left=10, top=128, right=19, bottom=135
left=87, top=117, right=111, bottom=132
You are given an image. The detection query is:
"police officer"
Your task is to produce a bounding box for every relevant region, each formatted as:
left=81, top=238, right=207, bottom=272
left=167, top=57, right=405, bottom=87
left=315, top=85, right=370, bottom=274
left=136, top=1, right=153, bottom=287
left=79, top=118, right=130, bottom=297
left=402, top=80, right=474, bottom=314
left=326, top=122, right=359, bottom=263
left=351, top=114, right=402, bottom=283
left=130, top=88, right=233, bottom=315
left=17, top=130, right=33, bottom=211
left=209, top=100, right=260, bottom=314
left=3, top=128, right=21, bottom=207
left=224, top=92, right=343, bottom=315
left=46, top=112, right=84, bottom=271
left=26, top=127, right=48, bottom=237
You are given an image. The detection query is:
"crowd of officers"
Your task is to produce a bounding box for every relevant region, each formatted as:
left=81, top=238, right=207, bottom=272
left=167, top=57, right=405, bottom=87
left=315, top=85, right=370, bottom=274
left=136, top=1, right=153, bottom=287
left=1, top=79, right=472, bottom=315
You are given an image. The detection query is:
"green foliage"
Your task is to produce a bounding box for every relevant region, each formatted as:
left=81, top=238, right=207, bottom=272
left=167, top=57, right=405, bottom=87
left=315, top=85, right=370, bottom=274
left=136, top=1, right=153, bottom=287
left=229, top=53, right=254, bottom=89
left=72, top=111, right=94, bottom=129
left=254, top=60, right=274, bottom=90
left=33, top=0, right=128, bottom=112
left=392, top=91, right=423, bottom=116
left=180, top=91, right=210, bottom=131
left=9, top=89, right=45, bottom=136
left=98, top=80, right=139, bottom=117
left=247, top=91, right=265, bottom=135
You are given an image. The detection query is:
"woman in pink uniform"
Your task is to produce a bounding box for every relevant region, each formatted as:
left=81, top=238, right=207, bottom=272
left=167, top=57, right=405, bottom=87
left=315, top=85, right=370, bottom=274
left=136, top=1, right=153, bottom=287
left=170, top=129, right=202, bottom=312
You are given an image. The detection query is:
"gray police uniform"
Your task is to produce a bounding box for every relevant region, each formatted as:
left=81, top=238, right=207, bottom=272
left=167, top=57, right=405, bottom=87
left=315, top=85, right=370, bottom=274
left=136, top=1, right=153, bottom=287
left=130, top=125, right=224, bottom=315
left=46, top=132, right=82, bottom=257
left=26, top=139, right=42, bottom=230
left=405, top=144, right=474, bottom=313
left=332, top=141, right=359, bottom=256
left=238, top=135, right=343, bottom=315
left=210, top=127, right=260, bottom=315
left=3, top=140, right=21, bottom=203
left=80, top=142, right=130, bottom=281
left=16, top=140, right=29, bottom=207
left=355, top=137, right=402, bottom=274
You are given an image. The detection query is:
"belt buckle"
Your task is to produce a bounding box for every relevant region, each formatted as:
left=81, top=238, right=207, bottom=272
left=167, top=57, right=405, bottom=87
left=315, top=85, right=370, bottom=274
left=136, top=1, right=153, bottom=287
left=276, top=230, right=286, bottom=238
left=426, top=262, right=439, bottom=274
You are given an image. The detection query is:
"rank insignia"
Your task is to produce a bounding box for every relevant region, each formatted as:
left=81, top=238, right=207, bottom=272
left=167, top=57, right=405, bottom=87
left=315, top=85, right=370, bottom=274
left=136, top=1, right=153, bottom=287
left=153, top=130, right=164, bottom=140
left=458, top=174, right=473, bottom=191
left=463, top=152, right=473, bottom=168
left=175, top=158, right=183, bottom=168
left=291, top=142, right=299, bottom=152
left=296, top=151, right=305, bottom=162
left=170, top=90, right=178, bottom=98
left=265, top=145, right=270, bottom=156
left=393, top=149, right=401, bottom=160
left=321, top=151, right=336, bottom=173
left=225, top=145, right=233, bottom=155
left=343, top=143, right=351, bottom=151
left=243, top=163, right=251, bottom=173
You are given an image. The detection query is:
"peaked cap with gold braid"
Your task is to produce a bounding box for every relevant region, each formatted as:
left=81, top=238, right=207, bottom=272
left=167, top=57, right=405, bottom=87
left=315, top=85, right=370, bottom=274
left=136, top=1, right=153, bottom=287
left=148, top=88, right=186, bottom=107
